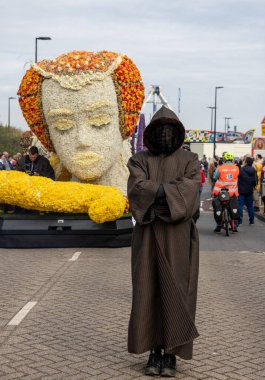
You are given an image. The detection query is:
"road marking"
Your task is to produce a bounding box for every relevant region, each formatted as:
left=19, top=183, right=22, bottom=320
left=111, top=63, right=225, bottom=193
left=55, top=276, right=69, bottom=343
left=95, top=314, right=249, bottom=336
left=69, top=251, right=82, bottom=261
left=8, top=302, right=37, bottom=326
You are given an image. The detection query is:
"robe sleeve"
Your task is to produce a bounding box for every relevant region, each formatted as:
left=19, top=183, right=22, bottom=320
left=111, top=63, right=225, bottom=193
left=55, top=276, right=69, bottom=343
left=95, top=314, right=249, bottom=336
left=163, top=154, right=200, bottom=223
left=127, top=154, right=160, bottom=225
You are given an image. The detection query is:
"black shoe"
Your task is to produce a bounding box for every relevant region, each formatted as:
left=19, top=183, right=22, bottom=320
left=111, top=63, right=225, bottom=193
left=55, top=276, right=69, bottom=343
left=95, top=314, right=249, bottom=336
left=232, top=228, right=238, bottom=232
left=161, top=354, right=177, bottom=377
left=145, top=350, right=162, bottom=376
left=214, top=226, right=221, bottom=233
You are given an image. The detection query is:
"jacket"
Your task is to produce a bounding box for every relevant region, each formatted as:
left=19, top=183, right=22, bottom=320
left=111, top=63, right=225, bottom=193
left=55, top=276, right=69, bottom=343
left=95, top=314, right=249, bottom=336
left=254, top=160, right=263, bottom=192
left=16, top=155, right=55, bottom=180
left=200, top=170, right=205, bottom=187
left=238, top=165, right=257, bottom=195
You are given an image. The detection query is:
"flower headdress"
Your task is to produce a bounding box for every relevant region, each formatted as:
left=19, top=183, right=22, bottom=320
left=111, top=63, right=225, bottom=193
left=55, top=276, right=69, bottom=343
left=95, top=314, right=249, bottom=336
left=18, top=51, right=145, bottom=152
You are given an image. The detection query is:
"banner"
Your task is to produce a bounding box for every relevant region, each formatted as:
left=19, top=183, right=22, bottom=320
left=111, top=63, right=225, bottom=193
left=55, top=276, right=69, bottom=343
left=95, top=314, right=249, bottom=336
left=184, top=129, right=255, bottom=144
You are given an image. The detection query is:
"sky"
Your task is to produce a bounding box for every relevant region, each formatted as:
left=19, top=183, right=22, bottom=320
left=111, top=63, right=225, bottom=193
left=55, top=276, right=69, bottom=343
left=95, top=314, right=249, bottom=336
left=0, top=0, right=264, bottom=136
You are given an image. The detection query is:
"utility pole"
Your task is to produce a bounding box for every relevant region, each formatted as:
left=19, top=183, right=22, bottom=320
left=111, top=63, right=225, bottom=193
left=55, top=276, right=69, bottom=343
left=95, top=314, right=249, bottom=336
left=8, top=97, right=16, bottom=128
left=207, top=106, right=215, bottom=131
left=35, top=36, right=52, bottom=63
left=213, top=86, right=224, bottom=158
left=224, top=117, right=232, bottom=133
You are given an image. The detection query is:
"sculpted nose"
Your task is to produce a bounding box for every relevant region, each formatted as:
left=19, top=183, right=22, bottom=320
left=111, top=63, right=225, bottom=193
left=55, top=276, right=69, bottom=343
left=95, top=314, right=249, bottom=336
left=76, top=124, right=92, bottom=147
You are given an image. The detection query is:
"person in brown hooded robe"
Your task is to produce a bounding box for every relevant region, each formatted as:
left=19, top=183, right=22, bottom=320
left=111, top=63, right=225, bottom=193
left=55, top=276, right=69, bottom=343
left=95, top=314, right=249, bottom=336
left=127, top=106, right=200, bottom=377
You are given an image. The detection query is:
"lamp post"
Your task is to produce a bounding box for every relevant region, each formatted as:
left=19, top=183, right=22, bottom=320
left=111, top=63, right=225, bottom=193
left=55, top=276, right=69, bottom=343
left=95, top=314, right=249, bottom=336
left=213, top=86, right=224, bottom=158
left=224, top=117, right=232, bottom=133
left=207, top=106, right=215, bottom=131
left=35, top=36, right=51, bottom=63
left=8, top=97, right=16, bottom=128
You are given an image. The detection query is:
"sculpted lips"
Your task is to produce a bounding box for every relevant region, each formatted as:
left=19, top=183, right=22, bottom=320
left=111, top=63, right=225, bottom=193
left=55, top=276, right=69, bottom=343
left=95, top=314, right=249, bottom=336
left=74, top=152, right=103, bottom=165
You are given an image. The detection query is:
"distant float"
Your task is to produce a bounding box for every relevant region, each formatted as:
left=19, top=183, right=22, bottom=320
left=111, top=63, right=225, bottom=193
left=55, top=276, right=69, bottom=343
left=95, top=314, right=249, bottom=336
left=184, top=129, right=255, bottom=144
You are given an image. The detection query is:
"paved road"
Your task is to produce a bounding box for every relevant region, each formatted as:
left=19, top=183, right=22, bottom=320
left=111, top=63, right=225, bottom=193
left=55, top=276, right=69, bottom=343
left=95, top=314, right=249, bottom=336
left=200, top=184, right=265, bottom=252
left=0, top=206, right=264, bottom=379
left=199, top=212, right=265, bottom=254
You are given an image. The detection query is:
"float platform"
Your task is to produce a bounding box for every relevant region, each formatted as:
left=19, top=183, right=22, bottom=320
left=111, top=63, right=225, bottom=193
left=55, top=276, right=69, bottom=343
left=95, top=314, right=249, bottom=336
left=0, top=213, right=133, bottom=248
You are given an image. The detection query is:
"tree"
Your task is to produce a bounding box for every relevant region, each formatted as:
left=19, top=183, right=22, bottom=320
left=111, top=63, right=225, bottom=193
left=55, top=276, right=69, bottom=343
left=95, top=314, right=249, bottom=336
left=0, top=124, right=23, bottom=154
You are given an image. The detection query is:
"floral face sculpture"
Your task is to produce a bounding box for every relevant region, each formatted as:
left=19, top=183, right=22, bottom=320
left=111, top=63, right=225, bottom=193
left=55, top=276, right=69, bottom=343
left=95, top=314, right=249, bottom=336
left=18, top=51, right=145, bottom=194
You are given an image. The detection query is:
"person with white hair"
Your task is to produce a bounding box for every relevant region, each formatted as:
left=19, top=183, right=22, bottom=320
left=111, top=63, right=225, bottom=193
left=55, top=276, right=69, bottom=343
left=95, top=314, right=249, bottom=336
left=0, top=152, right=12, bottom=170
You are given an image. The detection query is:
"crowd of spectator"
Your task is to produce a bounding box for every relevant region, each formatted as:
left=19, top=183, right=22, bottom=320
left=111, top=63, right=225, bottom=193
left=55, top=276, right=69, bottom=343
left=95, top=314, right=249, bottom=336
left=0, top=151, right=22, bottom=170
left=203, top=153, right=265, bottom=215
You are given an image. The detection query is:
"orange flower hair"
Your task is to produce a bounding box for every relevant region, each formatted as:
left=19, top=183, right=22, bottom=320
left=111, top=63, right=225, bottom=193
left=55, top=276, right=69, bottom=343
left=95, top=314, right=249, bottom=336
left=18, top=51, right=145, bottom=152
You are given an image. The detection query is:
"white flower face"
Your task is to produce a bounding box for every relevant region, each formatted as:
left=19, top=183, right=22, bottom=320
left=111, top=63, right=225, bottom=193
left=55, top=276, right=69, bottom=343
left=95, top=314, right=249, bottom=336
left=42, top=76, right=123, bottom=181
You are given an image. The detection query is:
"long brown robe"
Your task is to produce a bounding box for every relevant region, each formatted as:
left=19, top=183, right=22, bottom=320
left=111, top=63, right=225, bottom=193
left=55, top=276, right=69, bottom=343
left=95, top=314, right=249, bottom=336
left=127, top=107, right=200, bottom=360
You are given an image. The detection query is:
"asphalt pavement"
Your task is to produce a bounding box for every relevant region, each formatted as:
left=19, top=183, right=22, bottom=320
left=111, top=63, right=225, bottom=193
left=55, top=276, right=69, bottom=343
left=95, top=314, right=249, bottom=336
left=0, top=194, right=264, bottom=379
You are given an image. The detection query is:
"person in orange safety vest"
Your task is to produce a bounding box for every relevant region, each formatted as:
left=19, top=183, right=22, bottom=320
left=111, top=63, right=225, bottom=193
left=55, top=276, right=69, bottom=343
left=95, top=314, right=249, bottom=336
left=212, top=152, right=239, bottom=233
left=212, top=152, right=239, bottom=197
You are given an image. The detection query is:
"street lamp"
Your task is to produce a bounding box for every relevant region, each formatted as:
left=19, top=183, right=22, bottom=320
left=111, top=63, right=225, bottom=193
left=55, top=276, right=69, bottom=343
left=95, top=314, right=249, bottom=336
left=224, top=117, right=232, bottom=133
left=213, top=86, right=224, bottom=159
left=35, top=36, right=51, bottom=63
left=8, top=97, right=16, bottom=128
left=207, top=106, right=215, bottom=132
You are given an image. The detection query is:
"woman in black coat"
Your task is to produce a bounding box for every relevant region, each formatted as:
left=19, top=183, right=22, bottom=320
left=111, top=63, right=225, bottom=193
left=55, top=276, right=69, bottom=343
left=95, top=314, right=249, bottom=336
left=238, top=157, right=257, bottom=224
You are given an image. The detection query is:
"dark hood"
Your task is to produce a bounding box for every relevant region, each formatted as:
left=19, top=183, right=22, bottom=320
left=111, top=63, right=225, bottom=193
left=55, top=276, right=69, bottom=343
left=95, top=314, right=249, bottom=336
left=143, top=106, right=185, bottom=155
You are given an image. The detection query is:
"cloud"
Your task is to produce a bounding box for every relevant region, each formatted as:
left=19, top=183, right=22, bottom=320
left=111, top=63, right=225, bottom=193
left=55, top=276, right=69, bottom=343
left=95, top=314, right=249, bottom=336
left=0, top=0, right=264, bottom=136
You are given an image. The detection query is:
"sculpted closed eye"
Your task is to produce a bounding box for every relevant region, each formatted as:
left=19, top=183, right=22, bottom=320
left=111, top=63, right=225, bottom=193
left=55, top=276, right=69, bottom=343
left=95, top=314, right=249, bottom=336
left=47, top=108, right=75, bottom=131
left=87, top=114, right=112, bottom=127
left=85, top=100, right=114, bottom=112
left=53, top=119, right=75, bottom=131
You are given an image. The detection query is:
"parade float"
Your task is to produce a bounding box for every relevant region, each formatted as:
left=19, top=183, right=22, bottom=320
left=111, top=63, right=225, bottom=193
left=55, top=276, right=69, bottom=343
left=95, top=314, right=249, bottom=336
left=0, top=51, right=144, bottom=248
left=252, top=117, right=265, bottom=157
left=184, top=128, right=256, bottom=159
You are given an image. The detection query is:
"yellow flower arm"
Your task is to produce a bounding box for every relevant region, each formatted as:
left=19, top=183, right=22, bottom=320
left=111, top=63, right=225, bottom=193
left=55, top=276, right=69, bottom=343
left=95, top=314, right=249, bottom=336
left=0, top=171, right=125, bottom=223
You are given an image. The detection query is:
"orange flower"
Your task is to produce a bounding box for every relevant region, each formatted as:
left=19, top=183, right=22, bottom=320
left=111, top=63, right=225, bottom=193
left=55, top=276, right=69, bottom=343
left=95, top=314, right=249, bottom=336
left=124, top=196, right=130, bottom=213
left=18, top=68, right=43, bottom=96
left=31, top=124, right=53, bottom=149
left=120, top=84, right=145, bottom=112
left=124, top=114, right=140, bottom=137
left=19, top=97, right=43, bottom=125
